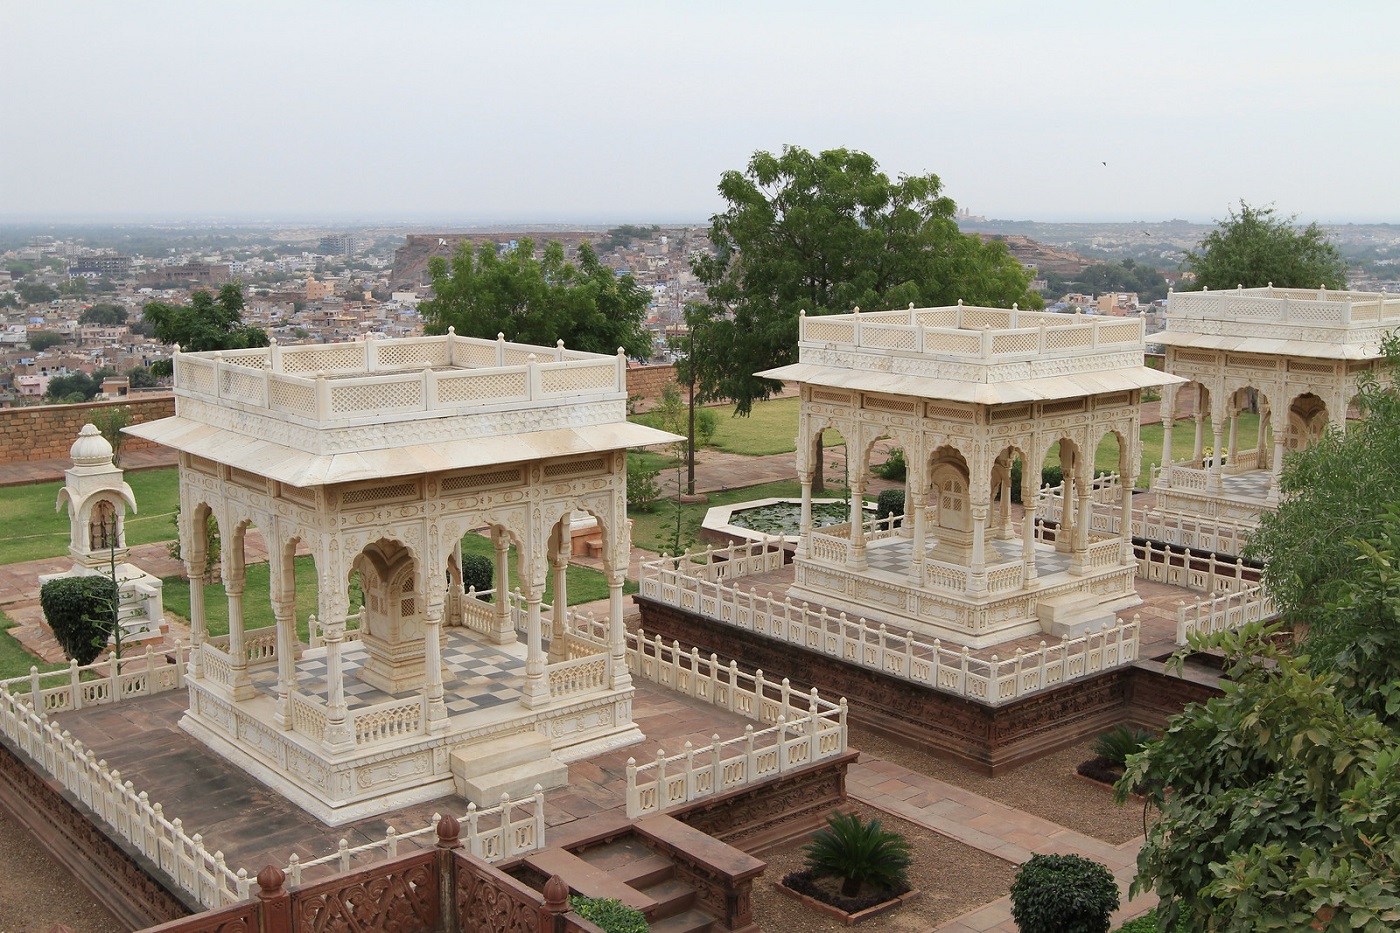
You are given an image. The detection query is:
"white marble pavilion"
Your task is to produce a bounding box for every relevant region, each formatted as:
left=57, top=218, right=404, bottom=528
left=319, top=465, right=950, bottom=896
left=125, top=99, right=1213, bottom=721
left=1154, top=286, right=1400, bottom=528
left=759, top=303, right=1182, bottom=647
left=128, top=332, right=676, bottom=824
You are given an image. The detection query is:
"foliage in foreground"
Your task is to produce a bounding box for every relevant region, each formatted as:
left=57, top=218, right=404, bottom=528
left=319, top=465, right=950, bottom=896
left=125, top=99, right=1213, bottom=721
left=1114, top=907, right=1188, bottom=932
left=1009, top=853, right=1119, bottom=933
left=568, top=896, right=647, bottom=933
left=802, top=810, right=912, bottom=899
left=38, top=575, right=117, bottom=665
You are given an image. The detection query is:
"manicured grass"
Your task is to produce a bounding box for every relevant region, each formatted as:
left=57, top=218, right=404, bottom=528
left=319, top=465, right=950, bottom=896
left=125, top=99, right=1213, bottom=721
left=0, top=466, right=181, bottom=566
left=1042, top=413, right=1267, bottom=477
left=0, top=610, right=63, bottom=680
left=632, top=397, right=841, bottom=457
left=159, top=539, right=632, bottom=637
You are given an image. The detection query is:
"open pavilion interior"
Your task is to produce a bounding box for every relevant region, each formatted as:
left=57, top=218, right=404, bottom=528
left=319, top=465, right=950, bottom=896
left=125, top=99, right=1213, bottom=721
left=757, top=303, right=1182, bottom=647
left=127, top=332, right=677, bottom=824
left=1153, top=286, right=1400, bottom=531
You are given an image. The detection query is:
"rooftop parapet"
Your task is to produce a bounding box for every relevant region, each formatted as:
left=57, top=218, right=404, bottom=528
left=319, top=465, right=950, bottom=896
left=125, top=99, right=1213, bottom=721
left=1163, top=286, right=1400, bottom=355
left=172, top=330, right=628, bottom=429
left=794, top=303, right=1147, bottom=385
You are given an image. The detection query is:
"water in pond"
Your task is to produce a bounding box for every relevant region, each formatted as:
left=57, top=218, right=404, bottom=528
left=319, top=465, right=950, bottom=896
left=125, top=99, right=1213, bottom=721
left=729, top=501, right=850, bottom=536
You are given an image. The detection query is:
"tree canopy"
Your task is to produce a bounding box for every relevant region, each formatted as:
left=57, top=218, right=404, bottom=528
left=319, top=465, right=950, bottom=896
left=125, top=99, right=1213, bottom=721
left=1126, top=345, right=1400, bottom=930
left=419, top=239, right=651, bottom=359
left=142, top=284, right=268, bottom=376
left=79, top=302, right=128, bottom=326
left=1043, top=259, right=1169, bottom=303
left=1182, top=201, right=1347, bottom=291
left=690, top=145, right=1041, bottom=414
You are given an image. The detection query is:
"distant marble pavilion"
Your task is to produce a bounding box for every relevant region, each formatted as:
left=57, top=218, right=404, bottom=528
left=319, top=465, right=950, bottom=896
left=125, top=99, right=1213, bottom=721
left=129, top=332, right=676, bottom=824
left=1154, top=286, right=1400, bottom=529
left=759, top=303, right=1182, bottom=647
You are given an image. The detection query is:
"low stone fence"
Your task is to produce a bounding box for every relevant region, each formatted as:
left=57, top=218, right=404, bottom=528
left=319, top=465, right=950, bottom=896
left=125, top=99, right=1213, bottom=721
left=0, top=394, right=174, bottom=464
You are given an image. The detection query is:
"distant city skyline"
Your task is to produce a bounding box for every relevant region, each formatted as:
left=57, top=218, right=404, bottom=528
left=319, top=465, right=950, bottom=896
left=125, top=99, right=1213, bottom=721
left=4, top=1, right=1398, bottom=225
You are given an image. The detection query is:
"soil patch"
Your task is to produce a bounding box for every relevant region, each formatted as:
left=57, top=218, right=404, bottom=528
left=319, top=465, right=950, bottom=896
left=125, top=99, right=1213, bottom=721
left=848, top=727, right=1158, bottom=846
left=749, top=802, right=1017, bottom=933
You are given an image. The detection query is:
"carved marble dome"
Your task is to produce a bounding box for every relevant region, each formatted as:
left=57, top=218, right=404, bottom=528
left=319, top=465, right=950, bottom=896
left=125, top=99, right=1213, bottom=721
left=69, top=423, right=115, bottom=471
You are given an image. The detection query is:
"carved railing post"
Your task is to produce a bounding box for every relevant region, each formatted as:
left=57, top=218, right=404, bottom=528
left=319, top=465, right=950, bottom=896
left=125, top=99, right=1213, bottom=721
left=542, top=873, right=570, bottom=933
left=256, top=865, right=290, bottom=933
left=437, top=814, right=463, bottom=933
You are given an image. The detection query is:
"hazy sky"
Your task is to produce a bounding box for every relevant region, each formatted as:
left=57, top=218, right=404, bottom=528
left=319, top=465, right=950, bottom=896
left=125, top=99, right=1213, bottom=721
left=4, top=1, right=1397, bottom=224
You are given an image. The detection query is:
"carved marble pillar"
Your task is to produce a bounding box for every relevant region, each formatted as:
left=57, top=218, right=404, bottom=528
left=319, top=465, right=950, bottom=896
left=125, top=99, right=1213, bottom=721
left=448, top=540, right=466, bottom=627
left=492, top=532, right=514, bottom=645
left=607, top=569, right=631, bottom=690
left=907, top=488, right=927, bottom=587
left=1070, top=489, right=1093, bottom=575
left=1208, top=425, right=1225, bottom=492
left=269, top=545, right=297, bottom=730
left=521, top=588, right=549, bottom=709
left=1021, top=493, right=1039, bottom=583
left=1227, top=410, right=1239, bottom=465
left=968, top=503, right=989, bottom=596
left=1056, top=469, right=1074, bottom=554
left=422, top=607, right=448, bottom=732
left=1120, top=472, right=1137, bottom=563
left=1269, top=435, right=1287, bottom=504
left=185, top=559, right=207, bottom=679
left=796, top=470, right=814, bottom=558
left=547, top=530, right=570, bottom=663
left=321, top=622, right=354, bottom=752
left=1192, top=410, right=1205, bottom=461
left=847, top=478, right=868, bottom=571
left=224, top=547, right=254, bottom=702
left=1159, top=389, right=1176, bottom=488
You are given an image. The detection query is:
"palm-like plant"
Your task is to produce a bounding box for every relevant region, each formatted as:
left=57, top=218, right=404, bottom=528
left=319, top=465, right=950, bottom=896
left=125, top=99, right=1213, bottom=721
left=802, top=811, right=912, bottom=898
left=1091, top=725, right=1155, bottom=769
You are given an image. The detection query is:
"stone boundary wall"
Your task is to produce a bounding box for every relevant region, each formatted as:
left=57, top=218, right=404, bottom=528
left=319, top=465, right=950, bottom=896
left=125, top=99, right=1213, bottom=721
left=0, top=395, right=175, bottom=465
left=626, top=364, right=678, bottom=404
left=636, top=597, right=1220, bottom=774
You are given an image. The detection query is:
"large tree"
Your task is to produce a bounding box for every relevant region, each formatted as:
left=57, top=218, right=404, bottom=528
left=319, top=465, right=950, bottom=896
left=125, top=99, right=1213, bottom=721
left=142, top=283, right=268, bottom=376
left=419, top=239, right=651, bottom=359
left=691, top=145, right=1041, bottom=415
left=1182, top=201, right=1347, bottom=291
left=1125, top=346, right=1400, bottom=930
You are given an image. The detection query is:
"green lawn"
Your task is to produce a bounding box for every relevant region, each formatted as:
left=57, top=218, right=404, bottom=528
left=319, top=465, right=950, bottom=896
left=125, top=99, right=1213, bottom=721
left=159, top=538, right=633, bottom=637
left=0, top=610, right=62, bottom=680
left=0, top=466, right=181, bottom=566
left=1039, top=413, right=1267, bottom=477
left=633, top=396, right=842, bottom=457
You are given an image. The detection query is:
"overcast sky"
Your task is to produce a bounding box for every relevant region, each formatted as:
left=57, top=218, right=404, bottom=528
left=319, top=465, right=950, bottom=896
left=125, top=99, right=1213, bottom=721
left=4, top=1, right=1397, bottom=225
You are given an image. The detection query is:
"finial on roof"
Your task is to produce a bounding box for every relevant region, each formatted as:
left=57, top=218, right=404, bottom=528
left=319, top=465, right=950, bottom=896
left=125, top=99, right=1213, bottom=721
left=958, top=299, right=964, bottom=306
left=799, top=309, right=806, bottom=317
left=1012, top=303, right=1018, bottom=311
left=447, top=326, right=456, bottom=335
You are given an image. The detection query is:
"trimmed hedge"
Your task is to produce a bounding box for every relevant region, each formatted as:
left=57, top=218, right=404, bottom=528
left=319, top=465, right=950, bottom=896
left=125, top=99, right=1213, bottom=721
left=1009, top=853, right=1119, bottom=933
left=461, top=553, right=494, bottom=596
left=39, top=575, right=118, bottom=665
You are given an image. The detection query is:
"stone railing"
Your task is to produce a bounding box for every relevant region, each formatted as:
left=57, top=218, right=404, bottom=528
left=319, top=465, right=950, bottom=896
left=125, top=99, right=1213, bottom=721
left=351, top=696, right=424, bottom=745
left=1175, top=583, right=1278, bottom=645
left=289, top=691, right=329, bottom=743
left=799, top=304, right=1145, bottom=362
left=1166, top=286, right=1400, bottom=333
left=7, top=645, right=189, bottom=715
left=1043, top=484, right=1256, bottom=558
left=284, top=792, right=547, bottom=884
left=0, top=681, right=250, bottom=909
left=635, top=557, right=1138, bottom=705
left=612, top=633, right=846, bottom=818
left=458, top=587, right=545, bottom=637
left=174, top=331, right=626, bottom=427
left=306, top=609, right=365, bottom=648
left=546, top=652, right=610, bottom=700
left=205, top=626, right=279, bottom=667
left=1134, top=540, right=1261, bottom=595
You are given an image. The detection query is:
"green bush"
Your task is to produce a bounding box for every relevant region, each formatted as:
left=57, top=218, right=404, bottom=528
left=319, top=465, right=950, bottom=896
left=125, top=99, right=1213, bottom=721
left=1115, top=907, right=1188, bottom=932
left=696, top=407, right=718, bottom=447
left=1091, top=725, right=1156, bottom=769
left=873, top=446, right=906, bottom=480
left=627, top=456, right=661, bottom=513
left=569, top=896, right=648, bottom=933
left=1009, top=853, right=1119, bottom=933
left=39, top=575, right=118, bottom=665
left=803, top=810, right=912, bottom=899
left=876, top=489, right=906, bottom=525
left=460, top=553, right=493, bottom=596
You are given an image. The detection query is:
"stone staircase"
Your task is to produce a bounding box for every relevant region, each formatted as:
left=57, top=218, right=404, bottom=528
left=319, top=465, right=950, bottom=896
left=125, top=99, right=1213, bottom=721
left=525, top=834, right=716, bottom=933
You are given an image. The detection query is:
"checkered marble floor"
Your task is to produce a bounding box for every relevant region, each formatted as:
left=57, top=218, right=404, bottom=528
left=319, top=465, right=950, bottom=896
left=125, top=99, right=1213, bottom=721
left=861, top=537, right=1073, bottom=578
left=1219, top=470, right=1273, bottom=500
left=249, top=630, right=525, bottom=714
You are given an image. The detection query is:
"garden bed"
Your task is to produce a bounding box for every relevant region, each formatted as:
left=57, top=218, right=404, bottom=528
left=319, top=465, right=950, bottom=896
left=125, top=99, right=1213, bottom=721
left=775, top=870, right=921, bottom=926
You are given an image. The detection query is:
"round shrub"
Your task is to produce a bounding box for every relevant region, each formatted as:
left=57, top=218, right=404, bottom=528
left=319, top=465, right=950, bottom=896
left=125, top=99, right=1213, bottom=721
left=1009, top=853, right=1119, bottom=933
left=569, top=896, right=647, bottom=933
left=39, top=575, right=118, bottom=665
left=460, top=553, right=494, bottom=597
left=801, top=810, right=912, bottom=899
left=876, top=489, right=906, bottom=524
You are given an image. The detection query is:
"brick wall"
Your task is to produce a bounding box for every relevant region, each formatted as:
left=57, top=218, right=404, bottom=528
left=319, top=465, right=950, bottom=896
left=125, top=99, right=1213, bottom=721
left=625, top=364, right=678, bottom=405
left=0, top=395, right=175, bottom=465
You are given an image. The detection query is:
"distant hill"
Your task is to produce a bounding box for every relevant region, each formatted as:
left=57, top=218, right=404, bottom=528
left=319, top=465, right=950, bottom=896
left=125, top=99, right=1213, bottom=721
left=973, top=233, right=1093, bottom=277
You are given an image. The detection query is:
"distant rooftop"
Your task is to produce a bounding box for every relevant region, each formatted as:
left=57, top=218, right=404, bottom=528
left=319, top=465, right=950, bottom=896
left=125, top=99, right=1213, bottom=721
left=760, top=303, right=1179, bottom=405
left=1161, top=286, right=1400, bottom=359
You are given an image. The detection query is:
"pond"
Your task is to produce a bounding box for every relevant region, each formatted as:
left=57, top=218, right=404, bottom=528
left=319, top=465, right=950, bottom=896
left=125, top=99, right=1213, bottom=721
left=728, top=500, right=850, bottom=536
